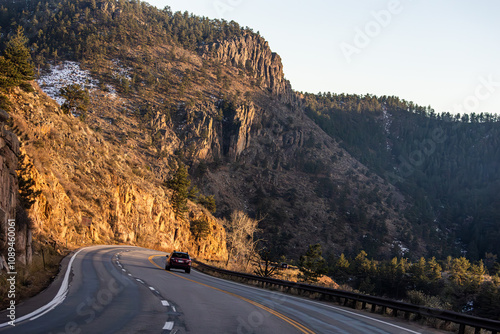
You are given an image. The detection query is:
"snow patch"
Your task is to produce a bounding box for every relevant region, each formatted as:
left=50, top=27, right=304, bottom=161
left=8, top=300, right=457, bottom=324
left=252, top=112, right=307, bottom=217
left=382, top=105, right=393, bottom=151
left=105, top=84, right=117, bottom=97
left=392, top=240, right=409, bottom=257
left=37, top=61, right=99, bottom=106
left=111, top=59, right=132, bottom=80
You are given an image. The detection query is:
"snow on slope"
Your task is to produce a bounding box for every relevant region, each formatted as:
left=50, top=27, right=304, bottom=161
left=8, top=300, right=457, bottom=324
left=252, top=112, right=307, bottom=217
left=37, top=61, right=99, bottom=106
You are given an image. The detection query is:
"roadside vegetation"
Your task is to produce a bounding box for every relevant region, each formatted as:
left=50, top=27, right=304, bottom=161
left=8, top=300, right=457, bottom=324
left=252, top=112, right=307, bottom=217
left=0, top=241, right=64, bottom=310
left=328, top=251, right=500, bottom=320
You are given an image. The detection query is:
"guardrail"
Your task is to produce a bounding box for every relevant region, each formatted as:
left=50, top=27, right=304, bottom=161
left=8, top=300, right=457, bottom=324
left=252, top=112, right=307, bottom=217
left=193, top=260, right=500, bottom=334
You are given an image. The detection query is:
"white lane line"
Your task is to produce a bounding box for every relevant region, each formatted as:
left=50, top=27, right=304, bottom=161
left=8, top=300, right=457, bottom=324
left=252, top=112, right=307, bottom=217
left=163, top=321, right=174, bottom=330
left=121, top=269, right=126, bottom=272
left=128, top=273, right=132, bottom=276
left=0, top=247, right=87, bottom=327
left=136, top=279, right=144, bottom=283
left=194, top=269, right=423, bottom=334
left=172, top=306, right=176, bottom=312
left=161, top=300, right=169, bottom=306
left=149, top=287, right=156, bottom=291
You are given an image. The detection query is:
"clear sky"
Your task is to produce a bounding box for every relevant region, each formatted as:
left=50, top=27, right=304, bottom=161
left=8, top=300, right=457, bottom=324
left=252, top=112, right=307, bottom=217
left=145, top=0, right=500, bottom=114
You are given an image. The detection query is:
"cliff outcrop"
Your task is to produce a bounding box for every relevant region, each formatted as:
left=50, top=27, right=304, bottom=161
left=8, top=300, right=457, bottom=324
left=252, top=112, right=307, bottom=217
left=5, top=86, right=227, bottom=261
left=202, top=33, right=294, bottom=103
left=0, top=108, right=33, bottom=270
left=0, top=110, right=18, bottom=226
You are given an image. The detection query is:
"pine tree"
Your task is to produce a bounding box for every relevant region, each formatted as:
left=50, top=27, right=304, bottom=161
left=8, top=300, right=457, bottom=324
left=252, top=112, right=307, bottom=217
left=425, top=257, right=442, bottom=281
left=298, top=244, right=328, bottom=283
left=0, top=56, right=21, bottom=90
left=197, top=194, right=216, bottom=213
left=60, top=84, right=90, bottom=116
left=450, top=257, right=471, bottom=286
left=190, top=216, right=210, bottom=241
left=331, top=253, right=350, bottom=283
left=17, top=154, right=42, bottom=209
left=2, top=27, right=34, bottom=89
left=167, top=164, right=190, bottom=219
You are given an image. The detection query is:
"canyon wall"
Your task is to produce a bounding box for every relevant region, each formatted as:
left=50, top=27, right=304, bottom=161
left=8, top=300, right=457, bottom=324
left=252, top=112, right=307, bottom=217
left=6, top=87, right=227, bottom=261
left=0, top=108, right=32, bottom=269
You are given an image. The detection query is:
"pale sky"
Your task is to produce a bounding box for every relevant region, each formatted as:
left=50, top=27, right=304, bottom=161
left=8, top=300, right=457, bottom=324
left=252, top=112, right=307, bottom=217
left=145, top=0, right=500, bottom=114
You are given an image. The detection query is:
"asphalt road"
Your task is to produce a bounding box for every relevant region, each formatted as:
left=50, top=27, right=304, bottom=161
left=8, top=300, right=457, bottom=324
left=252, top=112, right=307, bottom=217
left=0, top=246, right=444, bottom=333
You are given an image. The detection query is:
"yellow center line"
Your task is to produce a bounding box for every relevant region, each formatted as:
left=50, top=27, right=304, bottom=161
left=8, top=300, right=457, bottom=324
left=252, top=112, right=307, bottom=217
left=148, top=255, right=315, bottom=334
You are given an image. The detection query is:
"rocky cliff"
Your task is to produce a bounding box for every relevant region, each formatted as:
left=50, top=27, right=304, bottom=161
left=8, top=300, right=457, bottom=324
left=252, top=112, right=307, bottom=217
left=202, top=33, right=294, bottom=103
left=0, top=108, right=33, bottom=270
left=5, top=86, right=227, bottom=261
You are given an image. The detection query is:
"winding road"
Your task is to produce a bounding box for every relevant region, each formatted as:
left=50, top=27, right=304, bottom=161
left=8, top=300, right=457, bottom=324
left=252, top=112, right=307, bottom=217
left=0, top=246, right=443, bottom=333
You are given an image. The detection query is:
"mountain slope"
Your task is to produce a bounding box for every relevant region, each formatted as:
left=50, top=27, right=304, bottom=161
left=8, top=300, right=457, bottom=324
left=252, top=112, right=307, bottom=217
left=5, top=84, right=227, bottom=259
left=1, top=0, right=476, bottom=261
left=304, top=92, right=500, bottom=259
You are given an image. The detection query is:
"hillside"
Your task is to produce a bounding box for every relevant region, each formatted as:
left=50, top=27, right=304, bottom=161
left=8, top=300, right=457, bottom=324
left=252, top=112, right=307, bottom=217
left=303, top=93, right=500, bottom=260
left=4, top=83, right=227, bottom=258
left=0, top=0, right=498, bottom=265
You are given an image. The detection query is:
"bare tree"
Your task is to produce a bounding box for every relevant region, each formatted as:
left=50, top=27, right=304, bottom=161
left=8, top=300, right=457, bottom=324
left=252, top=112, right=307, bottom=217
left=223, top=211, right=260, bottom=268
left=252, top=249, right=279, bottom=278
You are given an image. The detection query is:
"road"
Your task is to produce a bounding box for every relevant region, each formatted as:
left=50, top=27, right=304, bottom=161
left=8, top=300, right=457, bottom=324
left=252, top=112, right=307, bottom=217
left=0, top=246, right=443, bottom=333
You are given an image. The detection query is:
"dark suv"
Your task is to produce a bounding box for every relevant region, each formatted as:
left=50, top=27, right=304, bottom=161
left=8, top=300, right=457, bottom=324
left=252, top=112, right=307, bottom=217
left=165, top=251, right=191, bottom=273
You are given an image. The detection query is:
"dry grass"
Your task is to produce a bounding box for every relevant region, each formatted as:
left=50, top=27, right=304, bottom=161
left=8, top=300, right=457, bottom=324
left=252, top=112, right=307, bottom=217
left=0, top=244, right=65, bottom=310
left=199, top=259, right=339, bottom=289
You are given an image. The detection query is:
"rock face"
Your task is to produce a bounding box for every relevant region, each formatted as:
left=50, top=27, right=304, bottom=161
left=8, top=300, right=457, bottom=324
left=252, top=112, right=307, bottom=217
left=203, top=33, right=294, bottom=102
left=135, top=33, right=414, bottom=258
left=0, top=110, right=18, bottom=224
left=6, top=87, right=227, bottom=261
left=0, top=108, right=32, bottom=269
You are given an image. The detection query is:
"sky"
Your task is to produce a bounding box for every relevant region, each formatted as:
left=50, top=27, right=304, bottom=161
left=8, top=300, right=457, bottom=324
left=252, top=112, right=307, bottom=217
left=145, top=0, right=500, bottom=114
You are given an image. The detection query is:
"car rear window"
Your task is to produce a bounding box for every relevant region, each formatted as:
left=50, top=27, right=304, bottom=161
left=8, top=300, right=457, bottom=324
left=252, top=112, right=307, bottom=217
left=172, top=253, right=189, bottom=259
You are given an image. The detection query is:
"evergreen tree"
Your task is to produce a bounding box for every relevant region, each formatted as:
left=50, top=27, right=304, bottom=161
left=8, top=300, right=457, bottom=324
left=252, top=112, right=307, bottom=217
left=0, top=57, right=21, bottom=89
left=253, top=248, right=279, bottom=278
left=3, top=26, right=34, bottom=81
left=17, top=154, right=42, bottom=209
left=167, top=164, right=190, bottom=219
left=450, top=257, right=471, bottom=286
left=330, top=253, right=350, bottom=283
left=298, top=244, right=328, bottom=283
left=425, top=256, right=442, bottom=281
left=470, top=260, right=487, bottom=288
left=197, top=194, right=216, bottom=213
left=2, top=26, right=34, bottom=93
left=353, top=250, right=374, bottom=277
left=60, top=84, right=90, bottom=116
left=0, top=27, right=34, bottom=91
left=190, top=216, right=210, bottom=240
